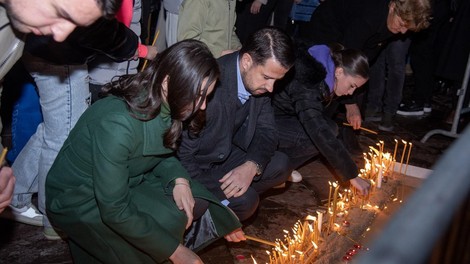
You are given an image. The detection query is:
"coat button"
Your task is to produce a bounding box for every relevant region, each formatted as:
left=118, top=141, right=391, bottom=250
left=218, top=153, right=225, bottom=159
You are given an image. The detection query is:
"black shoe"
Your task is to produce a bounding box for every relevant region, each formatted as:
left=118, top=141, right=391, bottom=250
left=378, top=113, right=394, bottom=132
left=396, top=101, right=424, bottom=116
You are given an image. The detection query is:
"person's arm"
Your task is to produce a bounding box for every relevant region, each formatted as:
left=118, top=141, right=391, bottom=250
left=290, top=80, right=369, bottom=193
left=70, top=17, right=146, bottom=62
left=289, top=79, right=359, bottom=182
left=90, top=113, right=181, bottom=262
left=245, top=97, right=278, bottom=169
left=0, top=166, right=15, bottom=213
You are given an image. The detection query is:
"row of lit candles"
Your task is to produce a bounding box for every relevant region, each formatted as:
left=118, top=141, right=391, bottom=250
left=252, top=139, right=414, bottom=263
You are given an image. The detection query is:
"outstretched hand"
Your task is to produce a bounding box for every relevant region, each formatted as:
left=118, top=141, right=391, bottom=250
left=350, top=177, right=371, bottom=196
left=224, top=228, right=246, bottom=243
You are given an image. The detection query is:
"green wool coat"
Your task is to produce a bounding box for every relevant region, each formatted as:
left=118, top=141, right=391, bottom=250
left=46, top=96, right=241, bottom=263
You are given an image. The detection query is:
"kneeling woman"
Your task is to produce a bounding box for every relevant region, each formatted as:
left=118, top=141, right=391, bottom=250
left=273, top=44, right=371, bottom=195
left=46, top=40, right=244, bottom=264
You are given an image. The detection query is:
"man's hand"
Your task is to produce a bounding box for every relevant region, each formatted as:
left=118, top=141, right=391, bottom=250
left=350, top=177, right=370, bottom=196
left=169, top=244, right=203, bottom=264
left=219, top=162, right=257, bottom=199
left=224, top=228, right=246, bottom=242
left=250, top=1, right=262, bottom=14
left=0, top=167, right=15, bottom=213
left=173, top=178, right=195, bottom=229
left=345, top=103, right=362, bottom=129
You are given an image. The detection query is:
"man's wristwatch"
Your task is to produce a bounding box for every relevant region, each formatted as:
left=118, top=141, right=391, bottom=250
left=247, top=160, right=263, bottom=176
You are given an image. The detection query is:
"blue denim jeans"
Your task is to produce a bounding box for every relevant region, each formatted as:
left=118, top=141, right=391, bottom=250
left=367, top=37, right=411, bottom=114
left=11, top=53, right=90, bottom=228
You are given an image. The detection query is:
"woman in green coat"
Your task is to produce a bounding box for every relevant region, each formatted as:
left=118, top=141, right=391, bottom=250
left=46, top=39, right=244, bottom=264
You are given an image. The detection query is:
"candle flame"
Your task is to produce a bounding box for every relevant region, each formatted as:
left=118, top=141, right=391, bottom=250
left=305, top=215, right=316, bottom=221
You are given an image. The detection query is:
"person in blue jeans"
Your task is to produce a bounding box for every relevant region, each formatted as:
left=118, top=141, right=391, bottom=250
left=3, top=17, right=156, bottom=240
left=0, top=0, right=123, bottom=215
left=273, top=44, right=371, bottom=196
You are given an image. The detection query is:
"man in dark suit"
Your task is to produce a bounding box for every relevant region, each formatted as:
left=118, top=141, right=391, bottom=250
left=178, top=27, right=295, bottom=221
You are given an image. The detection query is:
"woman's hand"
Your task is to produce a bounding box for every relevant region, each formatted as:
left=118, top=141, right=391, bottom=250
left=169, top=244, right=203, bottom=264
left=173, top=178, right=195, bottom=229
left=345, top=103, right=362, bottom=129
left=224, top=228, right=246, bottom=242
left=349, top=177, right=371, bottom=196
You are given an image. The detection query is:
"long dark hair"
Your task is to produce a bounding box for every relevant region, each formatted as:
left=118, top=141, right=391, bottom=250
left=103, top=39, right=219, bottom=150
left=330, top=43, right=369, bottom=80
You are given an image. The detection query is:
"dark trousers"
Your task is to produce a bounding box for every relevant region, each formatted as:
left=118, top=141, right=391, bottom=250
left=193, top=146, right=290, bottom=221
left=367, top=37, right=411, bottom=114
left=235, top=0, right=278, bottom=44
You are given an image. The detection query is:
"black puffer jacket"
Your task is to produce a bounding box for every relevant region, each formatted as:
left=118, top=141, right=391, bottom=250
left=25, top=17, right=139, bottom=65
left=273, top=48, right=359, bottom=183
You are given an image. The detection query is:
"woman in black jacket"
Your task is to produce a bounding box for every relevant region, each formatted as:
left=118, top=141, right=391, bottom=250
left=273, top=44, right=371, bottom=195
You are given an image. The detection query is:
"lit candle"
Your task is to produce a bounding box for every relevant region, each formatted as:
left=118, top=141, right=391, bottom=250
left=316, top=211, right=323, bottom=234
left=393, top=139, right=398, bottom=161
left=328, top=181, right=332, bottom=209
left=377, top=165, right=383, bottom=188
left=398, top=140, right=408, bottom=176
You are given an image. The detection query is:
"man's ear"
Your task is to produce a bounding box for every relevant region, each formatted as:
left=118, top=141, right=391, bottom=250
left=240, top=53, right=253, bottom=71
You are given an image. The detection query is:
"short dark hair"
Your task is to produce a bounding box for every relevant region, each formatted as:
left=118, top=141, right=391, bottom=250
left=97, top=0, right=123, bottom=19
left=239, top=27, right=295, bottom=70
left=103, top=39, right=219, bottom=150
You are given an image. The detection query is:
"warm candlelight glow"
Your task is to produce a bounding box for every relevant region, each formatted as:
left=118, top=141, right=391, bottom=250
left=253, top=139, right=409, bottom=264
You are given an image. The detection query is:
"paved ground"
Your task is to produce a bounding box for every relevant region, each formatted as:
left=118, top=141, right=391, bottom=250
left=0, top=76, right=461, bottom=263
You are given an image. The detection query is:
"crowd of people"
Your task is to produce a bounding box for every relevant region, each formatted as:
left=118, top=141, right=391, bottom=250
left=2, top=0, right=468, bottom=263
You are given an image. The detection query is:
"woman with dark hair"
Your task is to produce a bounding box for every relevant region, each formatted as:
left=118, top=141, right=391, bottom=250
left=45, top=39, right=244, bottom=264
left=273, top=44, right=371, bottom=195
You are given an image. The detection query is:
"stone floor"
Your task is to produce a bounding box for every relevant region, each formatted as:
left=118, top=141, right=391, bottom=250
left=0, top=77, right=462, bottom=263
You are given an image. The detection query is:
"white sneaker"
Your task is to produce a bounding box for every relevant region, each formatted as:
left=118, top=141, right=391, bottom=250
left=288, top=170, right=303, bottom=183
left=0, top=204, right=44, bottom=226
left=43, top=226, right=63, bottom=240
